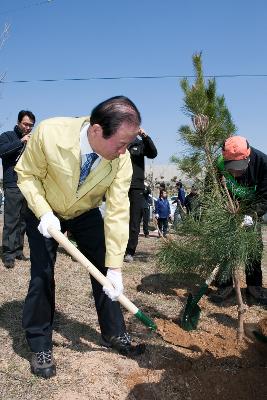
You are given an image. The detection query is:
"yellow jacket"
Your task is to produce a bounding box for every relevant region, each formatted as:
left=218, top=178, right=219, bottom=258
left=15, top=116, right=133, bottom=268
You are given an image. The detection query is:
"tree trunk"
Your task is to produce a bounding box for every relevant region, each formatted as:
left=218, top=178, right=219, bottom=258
left=233, top=269, right=247, bottom=342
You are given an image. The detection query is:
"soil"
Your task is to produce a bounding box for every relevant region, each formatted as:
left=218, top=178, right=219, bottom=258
left=0, top=220, right=266, bottom=400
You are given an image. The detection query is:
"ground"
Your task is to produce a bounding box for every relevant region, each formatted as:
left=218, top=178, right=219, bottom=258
left=0, top=217, right=266, bottom=400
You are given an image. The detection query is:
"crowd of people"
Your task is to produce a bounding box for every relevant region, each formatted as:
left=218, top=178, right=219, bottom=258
left=0, top=102, right=266, bottom=379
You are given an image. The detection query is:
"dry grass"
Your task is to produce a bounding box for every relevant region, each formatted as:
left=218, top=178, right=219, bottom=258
left=0, top=222, right=266, bottom=400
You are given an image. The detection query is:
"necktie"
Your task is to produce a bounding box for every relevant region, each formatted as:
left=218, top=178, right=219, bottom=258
left=79, top=152, right=99, bottom=186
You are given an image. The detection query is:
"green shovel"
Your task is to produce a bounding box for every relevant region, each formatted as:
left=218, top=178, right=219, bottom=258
left=181, top=266, right=219, bottom=331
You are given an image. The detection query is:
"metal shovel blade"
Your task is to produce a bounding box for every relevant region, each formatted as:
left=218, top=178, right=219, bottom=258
left=181, top=267, right=220, bottom=332
left=181, top=283, right=210, bottom=331
left=181, top=293, right=201, bottom=331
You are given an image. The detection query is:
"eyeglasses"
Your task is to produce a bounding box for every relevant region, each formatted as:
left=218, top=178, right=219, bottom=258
left=21, top=122, right=34, bottom=128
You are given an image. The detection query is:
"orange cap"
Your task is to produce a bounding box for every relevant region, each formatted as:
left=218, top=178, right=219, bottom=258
left=222, top=136, right=251, bottom=170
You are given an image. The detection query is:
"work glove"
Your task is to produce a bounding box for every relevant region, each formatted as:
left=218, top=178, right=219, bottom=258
left=38, top=211, right=61, bottom=238
left=242, top=215, right=253, bottom=227
left=103, top=268, right=123, bottom=301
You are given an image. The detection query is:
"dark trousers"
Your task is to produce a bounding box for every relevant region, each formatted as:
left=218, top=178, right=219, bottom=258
left=157, top=218, right=168, bottom=236
left=142, top=207, right=149, bottom=236
left=23, top=208, right=126, bottom=352
left=2, top=187, right=27, bottom=263
left=126, top=189, right=144, bottom=256
left=217, top=228, right=263, bottom=288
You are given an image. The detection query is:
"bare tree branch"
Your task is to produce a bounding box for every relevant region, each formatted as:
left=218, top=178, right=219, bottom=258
left=0, top=23, right=10, bottom=50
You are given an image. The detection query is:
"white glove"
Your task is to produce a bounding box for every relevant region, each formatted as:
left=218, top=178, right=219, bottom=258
left=242, top=215, right=253, bottom=227
left=155, top=213, right=159, bottom=219
left=38, top=211, right=61, bottom=238
left=103, top=268, right=123, bottom=301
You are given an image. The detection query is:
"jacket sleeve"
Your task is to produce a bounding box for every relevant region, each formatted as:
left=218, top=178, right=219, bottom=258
left=104, top=152, right=132, bottom=268
left=178, top=188, right=186, bottom=206
left=15, top=123, right=53, bottom=218
left=142, top=136, right=158, bottom=159
left=184, top=195, right=189, bottom=210
left=253, top=159, right=267, bottom=217
left=0, top=132, right=23, bottom=158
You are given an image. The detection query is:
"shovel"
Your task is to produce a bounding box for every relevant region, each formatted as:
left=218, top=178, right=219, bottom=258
left=48, top=226, right=157, bottom=331
left=181, top=266, right=219, bottom=331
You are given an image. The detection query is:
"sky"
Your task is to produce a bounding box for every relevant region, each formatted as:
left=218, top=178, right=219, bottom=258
left=0, top=0, right=266, bottom=164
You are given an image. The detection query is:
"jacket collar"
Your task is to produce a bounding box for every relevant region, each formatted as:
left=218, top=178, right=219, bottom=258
left=56, top=117, right=90, bottom=150
left=14, top=125, right=23, bottom=138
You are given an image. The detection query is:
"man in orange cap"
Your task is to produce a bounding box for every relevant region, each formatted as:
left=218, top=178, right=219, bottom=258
left=211, top=136, right=267, bottom=304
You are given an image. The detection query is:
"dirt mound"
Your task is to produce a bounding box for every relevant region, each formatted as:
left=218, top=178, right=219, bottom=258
left=156, top=318, right=244, bottom=358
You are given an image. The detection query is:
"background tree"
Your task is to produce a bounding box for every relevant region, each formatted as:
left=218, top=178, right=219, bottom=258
left=159, top=53, right=262, bottom=340
left=0, top=23, right=10, bottom=83
left=0, top=23, right=10, bottom=188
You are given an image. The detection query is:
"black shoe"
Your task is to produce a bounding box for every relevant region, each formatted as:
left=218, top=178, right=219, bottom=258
left=3, top=260, right=15, bottom=269
left=30, top=350, right=56, bottom=379
left=210, top=286, right=235, bottom=303
left=144, top=234, right=150, bottom=238
left=101, top=332, right=146, bottom=356
left=124, top=254, right=134, bottom=263
left=15, top=254, right=29, bottom=261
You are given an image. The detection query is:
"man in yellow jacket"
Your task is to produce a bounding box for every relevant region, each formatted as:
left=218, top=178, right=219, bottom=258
left=15, top=96, right=144, bottom=379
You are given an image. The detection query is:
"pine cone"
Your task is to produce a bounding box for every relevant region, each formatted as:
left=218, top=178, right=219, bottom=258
left=192, top=114, right=209, bottom=133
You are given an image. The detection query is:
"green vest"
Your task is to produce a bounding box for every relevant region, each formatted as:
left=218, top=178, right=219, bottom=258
left=217, top=155, right=256, bottom=200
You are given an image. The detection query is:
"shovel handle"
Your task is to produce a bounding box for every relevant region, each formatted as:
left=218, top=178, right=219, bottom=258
left=48, top=226, right=157, bottom=330
left=48, top=226, right=138, bottom=315
left=205, top=265, right=220, bottom=286
left=189, top=265, right=220, bottom=306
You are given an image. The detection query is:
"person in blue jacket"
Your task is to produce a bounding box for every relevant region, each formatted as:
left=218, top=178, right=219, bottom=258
left=155, top=189, right=171, bottom=237
left=176, top=180, right=186, bottom=207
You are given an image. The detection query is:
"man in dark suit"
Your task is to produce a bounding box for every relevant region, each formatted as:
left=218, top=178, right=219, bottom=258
left=0, top=110, right=35, bottom=268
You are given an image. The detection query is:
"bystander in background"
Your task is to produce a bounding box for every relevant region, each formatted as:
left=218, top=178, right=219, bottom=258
left=155, top=189, right=171, bottom=238
left=0, top=110, right=35, bottom=268
left=124, top=128, right=157, bottom=262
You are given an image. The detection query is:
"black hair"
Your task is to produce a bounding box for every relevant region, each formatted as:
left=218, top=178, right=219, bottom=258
left=90, top=96, right=141, bottom=139
left=17, top=110, right=36, bottom=124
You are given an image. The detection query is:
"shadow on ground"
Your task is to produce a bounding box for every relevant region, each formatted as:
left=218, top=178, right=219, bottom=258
left=136, top=271, right=204, bottom=297
left=133, top=251, right=150, bottom=263
left=0, top=300, right=103, bottom=361
left=125, top=342, right=267, bottom=400
left=208, top=312, right=237, bottom=328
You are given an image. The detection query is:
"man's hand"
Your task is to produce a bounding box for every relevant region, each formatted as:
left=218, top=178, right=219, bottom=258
left=155, top=213, right=159, bottom=219
left=103, top=268, right=123, bottom=301
left=241, top=215, right=253, bottom=227
left=138, top=128, right=147, bottom=138
left=21, top=134, right=31, bottom=143
left=38, top=211, right=61, bottom=238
